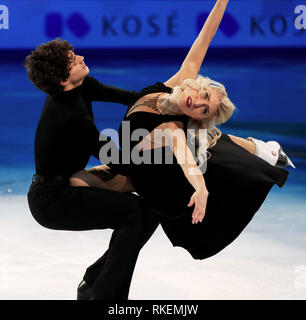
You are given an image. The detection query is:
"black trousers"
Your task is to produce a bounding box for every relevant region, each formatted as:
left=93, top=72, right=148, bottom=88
left=27, top=181, right=159, bottom=300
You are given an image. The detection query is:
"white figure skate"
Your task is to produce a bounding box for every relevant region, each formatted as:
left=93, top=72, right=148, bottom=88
left=247, top=137, right=296, bottom=169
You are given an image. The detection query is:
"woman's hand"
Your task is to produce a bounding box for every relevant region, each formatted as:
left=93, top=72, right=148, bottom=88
left=188, top=188, right=209, bottom=224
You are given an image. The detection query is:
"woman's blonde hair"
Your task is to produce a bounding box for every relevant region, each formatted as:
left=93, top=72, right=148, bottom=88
left=162, top=75, right=236, bottom=165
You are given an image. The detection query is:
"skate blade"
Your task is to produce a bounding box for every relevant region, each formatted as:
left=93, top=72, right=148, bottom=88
left=280, top=150, right=296, bottom=169
left=287, top=157, right=296, bottom=169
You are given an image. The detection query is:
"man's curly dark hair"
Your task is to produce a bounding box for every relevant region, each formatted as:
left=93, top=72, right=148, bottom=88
left=24, top=39, right=74, bottom=96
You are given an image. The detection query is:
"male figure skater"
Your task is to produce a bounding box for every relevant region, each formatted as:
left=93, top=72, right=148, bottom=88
left=25, top=39, right=158, bottom=300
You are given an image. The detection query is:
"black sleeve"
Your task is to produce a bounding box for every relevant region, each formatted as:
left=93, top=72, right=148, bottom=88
left=81, top=76, right=139, bottom=106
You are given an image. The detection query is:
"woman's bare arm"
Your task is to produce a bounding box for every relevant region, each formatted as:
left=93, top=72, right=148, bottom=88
left=136, top=121, right=209, bottom=223
left=164, top=0, right=229, bottom=87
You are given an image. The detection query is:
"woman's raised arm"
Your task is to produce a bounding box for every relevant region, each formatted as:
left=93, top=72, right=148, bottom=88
left=164, top=0, right=229, bottom=87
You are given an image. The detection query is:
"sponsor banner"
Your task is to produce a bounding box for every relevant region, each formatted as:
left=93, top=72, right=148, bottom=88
left=0, top=1, right=305, bottom=49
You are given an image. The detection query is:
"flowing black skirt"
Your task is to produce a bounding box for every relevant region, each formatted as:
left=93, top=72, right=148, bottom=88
left=149, top=134, right=289, bottom=260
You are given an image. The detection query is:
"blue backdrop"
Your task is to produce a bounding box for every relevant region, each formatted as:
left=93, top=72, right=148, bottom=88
left=0, top=0, right=305, bottom=48
left=0, top=0, right=305, bottom=195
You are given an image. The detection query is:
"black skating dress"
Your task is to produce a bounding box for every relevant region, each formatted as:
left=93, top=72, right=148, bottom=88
left=116, top=82, right=289, bottom=260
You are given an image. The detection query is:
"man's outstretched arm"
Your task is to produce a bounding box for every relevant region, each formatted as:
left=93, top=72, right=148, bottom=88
left=82, top=75, right=138, bottom=106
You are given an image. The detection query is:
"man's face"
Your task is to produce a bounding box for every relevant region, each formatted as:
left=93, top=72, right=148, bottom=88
left=62, top=50, right=89, bottom=89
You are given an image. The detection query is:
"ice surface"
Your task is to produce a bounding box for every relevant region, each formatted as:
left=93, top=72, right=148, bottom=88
left=0, top=189, right=305, bottom=300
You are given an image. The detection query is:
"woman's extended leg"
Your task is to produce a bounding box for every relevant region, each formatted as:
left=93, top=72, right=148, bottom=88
left=227, top=134, right=256, bottom=154
left=70, top=165, right=135, bottom=192
left=227, top=134, right=295, bottom=168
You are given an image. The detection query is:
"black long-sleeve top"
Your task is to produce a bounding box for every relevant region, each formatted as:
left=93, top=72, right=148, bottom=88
left=34, top=76, right=138, bottom=178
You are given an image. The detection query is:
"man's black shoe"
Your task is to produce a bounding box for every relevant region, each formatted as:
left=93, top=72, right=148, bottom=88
left=77, top=280, right=94, bottom=300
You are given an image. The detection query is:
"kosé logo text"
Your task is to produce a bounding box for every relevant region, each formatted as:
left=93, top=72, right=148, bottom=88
left=0, top=5, right=9, bottom=30
left=295, top=5, right=306, bottom=30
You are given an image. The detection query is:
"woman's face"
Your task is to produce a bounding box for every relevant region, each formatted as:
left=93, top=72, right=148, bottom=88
left=177, top=86, right=220, bottom=120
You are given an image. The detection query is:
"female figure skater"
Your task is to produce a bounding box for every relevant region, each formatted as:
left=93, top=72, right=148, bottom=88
left=71, top=0, right=294, bottom=261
